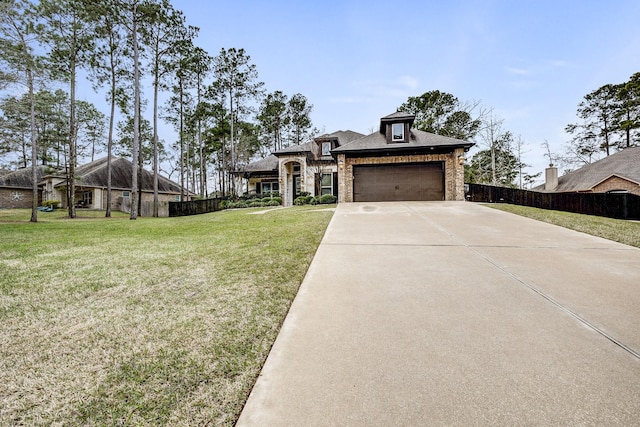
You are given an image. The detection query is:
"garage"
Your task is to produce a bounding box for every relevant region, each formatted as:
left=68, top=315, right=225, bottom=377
left=353, top=162, right=444, bottom=202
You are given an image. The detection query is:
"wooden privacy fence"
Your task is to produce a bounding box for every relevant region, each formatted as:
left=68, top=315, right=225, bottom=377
left=466, top=183, right=640, bottom=220
left=169, top=198, right=223, bottom=217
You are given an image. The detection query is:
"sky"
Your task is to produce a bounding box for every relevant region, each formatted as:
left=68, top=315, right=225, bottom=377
left=88, top=0, right=640, bottom=183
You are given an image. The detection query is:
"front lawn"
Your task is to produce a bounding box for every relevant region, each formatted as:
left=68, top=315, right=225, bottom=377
left=486, top=204, right=640, bottom=248
left=0, top=206, right=334, bottom=426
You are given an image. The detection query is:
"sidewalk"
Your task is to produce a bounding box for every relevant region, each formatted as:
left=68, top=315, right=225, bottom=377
left=237, top=202, right=640, bottom=426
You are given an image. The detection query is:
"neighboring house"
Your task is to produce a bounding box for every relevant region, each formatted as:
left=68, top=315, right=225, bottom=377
left=538, top=146, right=640, bottom=196
left=0, top=166, right=44, bottom=208
left=1, top=157, right=188, bottom=214
left=237, top=113, right=474, bottom=206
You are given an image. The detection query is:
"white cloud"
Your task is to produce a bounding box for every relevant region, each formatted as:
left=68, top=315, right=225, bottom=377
left=396, top=75, right=420, bottom=90
left=506, top=67, right=530, bottom=76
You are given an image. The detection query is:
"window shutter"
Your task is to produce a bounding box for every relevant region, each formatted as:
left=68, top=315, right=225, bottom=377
left=315, top=173, right=320, bottom=196
left=333, top=172, right=338, bottom=197
left=255, top=182, right=261, bottom=195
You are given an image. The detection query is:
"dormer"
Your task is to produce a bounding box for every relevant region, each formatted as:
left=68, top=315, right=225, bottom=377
left=315, top=136, right=339, bottom=158
left=380, top=112, right=415, bottom=144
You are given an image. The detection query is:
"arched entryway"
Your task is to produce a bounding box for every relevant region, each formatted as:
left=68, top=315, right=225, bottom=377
left=281, top=160, right=303, bottom=207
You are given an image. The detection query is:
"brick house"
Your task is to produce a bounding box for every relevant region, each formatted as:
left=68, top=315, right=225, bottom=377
left=540, top=146, right=640, bottom=196
left=1, top=157, right=188, bottom=214
left=0, top=167, right=43, bottom=208
left=237, top=113, right=474, bottom=206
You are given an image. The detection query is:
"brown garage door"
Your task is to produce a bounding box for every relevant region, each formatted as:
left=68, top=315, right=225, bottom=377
left=353, top=163, right=444, bottom=202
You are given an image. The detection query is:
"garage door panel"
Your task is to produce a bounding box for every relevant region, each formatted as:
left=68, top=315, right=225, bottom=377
left=353, top=163, right=444, bottom=202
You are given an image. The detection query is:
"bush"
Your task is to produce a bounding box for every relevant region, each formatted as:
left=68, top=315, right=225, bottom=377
left=293, top=196, right=307, bottom=206
left=264, top=199, right=281, bottom=207
left=234, top=201, right=248, bottom=209
left=318, top=194, right=337, bottom=204
left=270, top=196, right=282, bottom=205
left=42, top=200, right=60, bottom=209
left=247, top=200, right=263, bottom=208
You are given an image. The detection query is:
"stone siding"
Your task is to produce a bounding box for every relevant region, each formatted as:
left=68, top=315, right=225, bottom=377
left=337, top=148, right=466, bottom=203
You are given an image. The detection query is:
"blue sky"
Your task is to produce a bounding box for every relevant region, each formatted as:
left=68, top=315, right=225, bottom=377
left=73, top=0, right=639, bottom=182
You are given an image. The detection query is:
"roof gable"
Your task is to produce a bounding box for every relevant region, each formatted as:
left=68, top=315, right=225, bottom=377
left=551, top=147, right=640, bottom=192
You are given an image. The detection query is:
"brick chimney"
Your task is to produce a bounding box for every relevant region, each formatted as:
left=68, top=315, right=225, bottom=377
left=545, top=166, right=558, bottom=191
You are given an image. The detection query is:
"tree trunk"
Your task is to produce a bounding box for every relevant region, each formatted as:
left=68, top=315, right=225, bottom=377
left=130, top=1, right=140, bottom=220
left=28, top=68, right=38, bottom=223
left=68, top=46, right=77, bottom=218
left=153, top=52, right=159, bottom=217
left=105, top=34, right=116, bottom=218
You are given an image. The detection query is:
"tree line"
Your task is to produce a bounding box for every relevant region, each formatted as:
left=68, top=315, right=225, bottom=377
left=0, top=0, right=315, bottom=222
left=399, top=73, right=640, bottom=189
left=397, top=90, right=540, bottom=189
left=563, top=72, right=640, bottom=168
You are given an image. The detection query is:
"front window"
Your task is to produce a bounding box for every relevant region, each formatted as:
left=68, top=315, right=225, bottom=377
left=262, top=181, right=280, bottom=195
left=392, top=123, right=404, bottom=141
left=321, top=173, right=333, bottom=195
left=321, top=141, right=331, bottom=156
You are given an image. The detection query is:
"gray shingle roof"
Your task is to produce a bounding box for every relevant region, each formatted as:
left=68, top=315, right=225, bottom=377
left=272, top=130, right=366, bottom=157
left=1, top=158, right=185, bottom=193
left=542, top=147, right=640, bottom=192
left=0, top=165, right=49, bottom=188
left=71, top=157, right=184, bottom=193
left=239, top=155, right=279, bottom=173
left=332, top=128, right=474, bottom=154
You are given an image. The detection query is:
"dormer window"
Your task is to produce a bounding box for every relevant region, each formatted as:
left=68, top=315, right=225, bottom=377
left=321, top=141, right=331, bottom=156
left=391, top=123, right=404, bottom=142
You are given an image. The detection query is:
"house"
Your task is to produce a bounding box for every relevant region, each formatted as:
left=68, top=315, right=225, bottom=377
left=0, top=166, right=44, bottom=208
left=1, top=157, right=188, bottom=214
left=237, top=130, right=365, bottom=206
left=237, top=113, right=474, bottom=206
left=539, top=146, right=640, bottom=196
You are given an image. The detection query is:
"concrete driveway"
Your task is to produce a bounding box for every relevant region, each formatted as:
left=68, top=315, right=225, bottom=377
left=237, top=202, right=640, bottom=426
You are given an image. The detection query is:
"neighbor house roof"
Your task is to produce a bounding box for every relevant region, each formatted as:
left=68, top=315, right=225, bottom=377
left=0, top=165, right=49, bottom=189
left=332, top=128, right=474, bottom=155
left=539, top=147, right=640, bottom=192
left=65, top=157, right=184, bottom=193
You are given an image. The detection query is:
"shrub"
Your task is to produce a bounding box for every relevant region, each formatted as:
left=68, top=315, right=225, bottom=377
left=42, top=200, right=60, bottom=209
left=234, top=201, right=248, bottom=209
left=261, top=197, right=273, bottom=204
left=264, top=199, right=281, bottom=207
left=318, top=194, right=337, bottom=204
left=270, top=196, right=282, bottom=205
left=247, top=200, right=263, bottom=208
left=293, top=196, right=307, bottom=206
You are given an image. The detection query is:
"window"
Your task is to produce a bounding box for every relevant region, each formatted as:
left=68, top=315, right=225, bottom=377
left=262, top=181, right=280, bottom=195
left=321, top=141, right=331, bottom=156
left=392, top=123, right=404, bottom=141
left=122, top=191, right=130, bottom=197
left=321, top=173, right=333, bottom=195
left=175, top=195, right=181, bottom=201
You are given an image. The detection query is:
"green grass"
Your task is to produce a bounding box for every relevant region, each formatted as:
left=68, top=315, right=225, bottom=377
left=0, top=206, right=334, bottom=426
left=486, top=204, right=640, bottom=248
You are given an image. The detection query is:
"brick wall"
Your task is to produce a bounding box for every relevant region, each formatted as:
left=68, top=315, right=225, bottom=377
left=337, top=149, right=466, bottom=202
left=592, top=176, right=640, bottom=196
left=0, top=188, right=41, bottom=208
